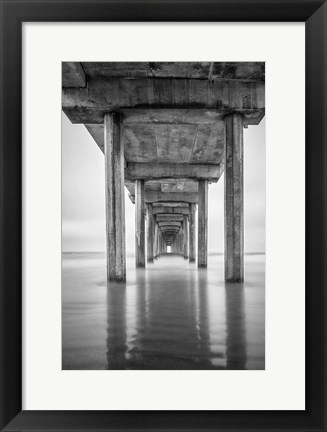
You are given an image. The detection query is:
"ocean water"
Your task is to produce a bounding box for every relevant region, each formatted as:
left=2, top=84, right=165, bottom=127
left=62, top=253, right=265, bottom=370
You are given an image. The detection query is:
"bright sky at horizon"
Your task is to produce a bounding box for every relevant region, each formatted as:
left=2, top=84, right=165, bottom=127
left=62, top=113, right=265, bottom=254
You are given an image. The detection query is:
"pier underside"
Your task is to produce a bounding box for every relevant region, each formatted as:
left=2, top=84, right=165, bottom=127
left=62, top=62, right=265, bottom=281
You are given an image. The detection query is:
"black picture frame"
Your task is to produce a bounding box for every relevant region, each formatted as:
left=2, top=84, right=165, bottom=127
left=0, top=1, right=326, bottom=431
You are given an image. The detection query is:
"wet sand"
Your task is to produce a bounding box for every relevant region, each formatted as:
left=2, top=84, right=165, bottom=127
left=62, top=253, right=265, bottom=370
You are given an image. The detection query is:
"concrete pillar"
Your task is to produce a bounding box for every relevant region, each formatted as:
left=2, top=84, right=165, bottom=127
left=135, top=179, right=145, bottom=267
left=157, top=228, right=160, bottom=257
left=224, top=113, right=244, bottom=282
left=147, top=204, right=154, bottom=263
left=153, top=223, right=158, bottom=259
left=104, top=113, right=126, bottom=281
left=198, top=180, right=208, bottom=268
left=189, top=204, right=196, bottom=262
left=183, top=215, right=189, bottom=259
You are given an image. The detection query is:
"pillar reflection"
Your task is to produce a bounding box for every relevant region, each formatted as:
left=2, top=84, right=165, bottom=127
left=225, top=283, right=247, bottom=369
left=106, top=261, right=249, bottom=370
left=106, top=282, right=127, bottom=369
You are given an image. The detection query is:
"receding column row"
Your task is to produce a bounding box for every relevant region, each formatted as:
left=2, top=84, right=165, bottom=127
left=104, top=112, right=244, bottom=282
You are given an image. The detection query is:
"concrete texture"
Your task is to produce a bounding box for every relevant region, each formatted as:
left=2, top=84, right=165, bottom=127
left=62, top=62, right=265, bottom=281
left=225, top=114, right=244, bottom=282
left=189, top=204, right=196, bottom=262
left=104, top=113, right=126, bottom=281
left=146, top=204, right=154, bottom=263
left=198, top=180, right=208, bottom=268
left=135, top=180, right=145, bottom=267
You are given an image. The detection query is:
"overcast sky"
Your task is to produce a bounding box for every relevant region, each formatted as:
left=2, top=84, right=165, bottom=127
left=62, top=113, right=265, bottom=254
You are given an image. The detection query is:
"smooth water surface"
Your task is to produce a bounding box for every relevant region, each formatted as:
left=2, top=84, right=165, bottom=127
left=62, top=253, right=265, bottom=370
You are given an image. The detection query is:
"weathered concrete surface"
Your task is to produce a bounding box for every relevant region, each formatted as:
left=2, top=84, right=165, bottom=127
left=128, top=163, right=222, bottom=181
left=81, top=62, right=265, bottom=80
left=153, top=223, right=159, bottom=258
left=125, top=179, right=200, bottom=205
left=104, top=113, right=126, bottom=281
left=135, top=180, right=145, bottom=267
left=144, top=192, right=198, bottom=204
left=156, top=214, right=184, bottom=222
left=225, top=114, right=244, bottom=282
left=62, top=62, right=86, bottom=88
left=183, top=215, right=189, bottom=259
left=159, top=224, right=181, bottom=230
left=62, top=63, right=265, bottom=280
left=153, top=206, right=190, bottom=215
left=146, top=204, right=154, bottom=263
left=63, top=78, right=264, bottom=121
left=189, top=204, right=196, bottom=262
left=198, top=180, right=208, bottom=268
left=153, top=202, right=189, bottom=208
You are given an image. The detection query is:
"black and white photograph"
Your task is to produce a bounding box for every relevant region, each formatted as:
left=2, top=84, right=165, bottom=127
left=62, top=62, right=265, bottom=370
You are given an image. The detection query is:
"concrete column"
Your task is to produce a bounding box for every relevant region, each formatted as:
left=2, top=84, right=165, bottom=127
left=224, top=113, right=244, bottom=282
left=104, top=113, right=126, bottom=281
left=183, top=215, right=189, bottom=259
left=135, top=179, right=145, bottom=267
left=157, top=228, right=160, bottom=257
left=198, top=180, right=208, bottom=268
left=153, top=223, right=158, bottom=258
left=189, top=204, right=196, bottom=262
left=146, top=204, right=154, bottom=263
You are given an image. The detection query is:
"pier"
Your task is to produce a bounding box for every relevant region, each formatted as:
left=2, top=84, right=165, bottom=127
left=62, top=62, right=265, bottom=283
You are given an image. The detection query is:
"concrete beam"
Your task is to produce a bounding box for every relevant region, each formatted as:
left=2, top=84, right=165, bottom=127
left=145, top=192, right=198, bottom=204
left=127, top=163, right=222, bottom=181
left=156, top=214, right=184, bottom=222
left=158, top=222, right=181, bottom=227
left=135, top=180, right=146, bottom=267
left=104, top=113, right=126, bottom=281
left=152, top=202, right=190, bottom=208
left=63, top=78, right=265, bottom=123
left=225, top=114, right=244, bottom=282
left=153, top=207, right=190, bottom=215
left=62, top=62, right=86, bottom=88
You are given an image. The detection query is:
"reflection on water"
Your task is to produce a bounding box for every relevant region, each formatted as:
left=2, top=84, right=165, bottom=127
left=62, top=253, right=265, bottom=370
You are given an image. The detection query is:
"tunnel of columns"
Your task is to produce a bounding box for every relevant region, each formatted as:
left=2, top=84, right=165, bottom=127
left=62, top=62, right=265, bottom=283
